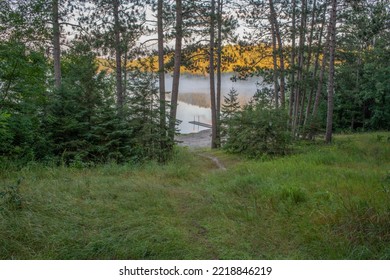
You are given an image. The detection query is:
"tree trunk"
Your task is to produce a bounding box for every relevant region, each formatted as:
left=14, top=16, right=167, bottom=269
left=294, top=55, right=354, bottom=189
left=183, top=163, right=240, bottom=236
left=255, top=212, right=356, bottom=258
left=113, top=0, right=123, bottom=108
left=270, top=17, right=279, bottom=108
left=310, top=27, right=330, bottom=138
left=157, top=0, right=167, bottom=158
left=216, top=0, right=223, bottom=148
left=325, top=0, right=337, bottom=144
left=52, top=0, right=61, bottom=90
left=169, top=0, right=183, bottom=141
left=123, top=43, right=128, bottom=97
left=269, top=0, right=285, bottom=109
left=210, top=0, right=218, bottom=149
left=289, top=0, right=297, bottom=126
left=157, top=0, right=165, bottom=111
left=292, top=0, right=307, bottom=137
left=304, top=1, right=326, bottom=130
left=300, top=0, right=317, bottom=128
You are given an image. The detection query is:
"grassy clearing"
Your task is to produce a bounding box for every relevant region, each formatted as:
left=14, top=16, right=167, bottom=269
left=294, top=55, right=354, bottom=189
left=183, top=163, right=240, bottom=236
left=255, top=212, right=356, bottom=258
left=1, top=133, right=389, bottom=259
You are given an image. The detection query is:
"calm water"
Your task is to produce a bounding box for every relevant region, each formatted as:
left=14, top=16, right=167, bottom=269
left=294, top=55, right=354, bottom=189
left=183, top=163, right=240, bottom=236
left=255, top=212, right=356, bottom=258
left=165, top=73, right=261, bottom=96
left=176, top=101, right=211, bottom=134
left=167, top=74, right=262, bottom=134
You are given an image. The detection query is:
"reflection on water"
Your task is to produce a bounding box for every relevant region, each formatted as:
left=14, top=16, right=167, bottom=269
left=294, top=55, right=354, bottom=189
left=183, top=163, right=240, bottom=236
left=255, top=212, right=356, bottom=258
left=165, top=73, right=261, bottom=97
left=169, top=73, right=262, bottom=134
left=176, top=101, right=211, bottom=134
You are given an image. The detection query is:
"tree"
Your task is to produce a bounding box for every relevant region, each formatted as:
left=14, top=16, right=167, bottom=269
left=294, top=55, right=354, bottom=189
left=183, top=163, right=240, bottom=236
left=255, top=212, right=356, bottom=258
left=209, top=0, right=218, bottom=148
left=222, top=88, right=291, bottom=157
left=157, top=0, right=167, bottom=157
left=80, top=0, right=145, bottom=108
left=168, top=0, right=183, bottom=145
left=221, top=87, right=240, bottom=141
left=270, top=0, right=286, bottom=109
left=334, top=0, right=390, bottom=131
left=0, top=40, right=48, bottom=161
left=52, top=0, right=62, bottom=89
left=325, top=0, right=337, bottom=143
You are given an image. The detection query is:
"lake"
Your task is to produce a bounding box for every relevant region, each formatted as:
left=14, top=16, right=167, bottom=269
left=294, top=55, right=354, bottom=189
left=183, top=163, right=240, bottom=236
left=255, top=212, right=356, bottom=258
left=166, top=73, right=262, bottom=134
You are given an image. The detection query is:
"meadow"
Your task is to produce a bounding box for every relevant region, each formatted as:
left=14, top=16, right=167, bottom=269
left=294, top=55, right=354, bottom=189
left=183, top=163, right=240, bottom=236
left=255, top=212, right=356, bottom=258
left=1, top=133, right=389, bottom=259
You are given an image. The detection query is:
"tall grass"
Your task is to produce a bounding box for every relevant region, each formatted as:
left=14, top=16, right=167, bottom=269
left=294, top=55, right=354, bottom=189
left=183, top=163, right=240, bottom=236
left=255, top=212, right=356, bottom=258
left=1, top=133, right=389, bottom=259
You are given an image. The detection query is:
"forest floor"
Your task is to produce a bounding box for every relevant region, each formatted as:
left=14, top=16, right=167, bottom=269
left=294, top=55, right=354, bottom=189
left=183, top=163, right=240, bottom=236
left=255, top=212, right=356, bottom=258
left=1, top=132, right=390, bottom=259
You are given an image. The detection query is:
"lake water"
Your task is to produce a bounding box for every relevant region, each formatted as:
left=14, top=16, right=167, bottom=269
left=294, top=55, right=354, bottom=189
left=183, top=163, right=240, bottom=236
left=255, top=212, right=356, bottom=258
left=167, top=74, right=262, bottom=134
left=176, top=101, right=211, bottom=134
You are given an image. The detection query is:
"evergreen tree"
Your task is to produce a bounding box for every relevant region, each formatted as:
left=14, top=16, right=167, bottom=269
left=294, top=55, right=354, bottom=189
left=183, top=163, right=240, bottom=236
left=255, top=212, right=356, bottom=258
left=221, top=87, right=241, bottom=145
left=0, top=40, right=48, bottom=161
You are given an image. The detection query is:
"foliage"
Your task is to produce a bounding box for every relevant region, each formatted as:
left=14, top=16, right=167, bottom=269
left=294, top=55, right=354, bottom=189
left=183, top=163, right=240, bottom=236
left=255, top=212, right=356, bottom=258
left=126, top=70, right=173, bottom=162
left=0, top=39, right=173, bottom=165
left=0, top=40, right=48, bottom=162
left=222, top=89, right=291, bottom=157
left=221, top=87, right=240, bottom=142
left=334, top=0, right=390, bottom=132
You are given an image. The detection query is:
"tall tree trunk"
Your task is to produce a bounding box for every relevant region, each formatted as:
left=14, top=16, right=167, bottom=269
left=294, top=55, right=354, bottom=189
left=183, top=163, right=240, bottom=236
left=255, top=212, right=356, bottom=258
left=113, top=0, right=123, bottom=108
left=299, top=0, right=317, bottom=128
left=169, top=0, right=183, bottom=141
left=304, top=1, right=326, bottom=129
left=310, top=26, right=330, bottom=138
left=270, top=17, right=279, bottom=108
left=157, top=0, right=167, bottom=158
left=210, top=0, right=218, bottom=149
left=52, top=0, right=61, bottom=90
left=269, top=0, right=285, bottom=109
left=289, top=0, right=297, bottom=125
left=123, top=42, right=128, bottom=97
left=292, top=0, right=307, bottom=137
left=216, top=0, right=223, bottom=148
left=325, top=0, right=337, bottom=143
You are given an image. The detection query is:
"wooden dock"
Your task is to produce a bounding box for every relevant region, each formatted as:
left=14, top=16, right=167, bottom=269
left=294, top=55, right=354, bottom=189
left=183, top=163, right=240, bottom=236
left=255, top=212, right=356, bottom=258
left=189, top=121, right=212, bottom=129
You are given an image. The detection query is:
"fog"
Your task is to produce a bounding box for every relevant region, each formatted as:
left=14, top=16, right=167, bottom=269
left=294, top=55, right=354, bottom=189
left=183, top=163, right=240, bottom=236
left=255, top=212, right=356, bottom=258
left=165, top=73, right=264, bottom=134
left=165, top=73, right=263, bottom=97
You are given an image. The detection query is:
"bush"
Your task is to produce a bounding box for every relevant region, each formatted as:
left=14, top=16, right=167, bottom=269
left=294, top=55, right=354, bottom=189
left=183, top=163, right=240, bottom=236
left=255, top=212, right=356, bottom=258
left=222, top=89, right=292, bottom=157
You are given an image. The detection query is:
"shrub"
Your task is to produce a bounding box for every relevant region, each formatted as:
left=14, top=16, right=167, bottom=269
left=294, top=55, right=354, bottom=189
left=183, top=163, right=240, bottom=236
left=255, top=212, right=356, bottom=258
left=222, top=89, right=292, bottom=157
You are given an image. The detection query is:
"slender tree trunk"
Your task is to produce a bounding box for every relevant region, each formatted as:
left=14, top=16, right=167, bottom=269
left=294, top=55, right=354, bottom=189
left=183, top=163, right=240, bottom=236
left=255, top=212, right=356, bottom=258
left=292, top=0, right=307, bottom=137
left=216, top=0, right=223, bottom=148
left=169, top=0, right=183, bottom=141
left=275, top=30, right=285, bottom=110
left=269, top=0, right=285, bottom=109
left=299, top=0, right=317, bottom=129
left=113, top=0, right=123, bottom=108
left=157, top=0, right=167, bottom=159
left=123, top=43, right=128, bottom=97
left=157, top=0, right=165, bottom=111
left=289, top=0, right=297, bottom=125
left=310, top=29, right=330, bottom=135
left=325, top=0, right=337, bottom=143
left=270, top=17, right=279, bottom=108
left=210, top=0, right=218, bottom=149
left=304, top=1, right=326, bottom=129
left=52, top=0, right=61, bottom=90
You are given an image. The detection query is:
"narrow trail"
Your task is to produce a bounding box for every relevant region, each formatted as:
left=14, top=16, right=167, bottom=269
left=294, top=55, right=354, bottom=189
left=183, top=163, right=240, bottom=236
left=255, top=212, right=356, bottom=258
left=198, top=154, right=227, bottom=171
left=175, top=129, right=227, bottom=171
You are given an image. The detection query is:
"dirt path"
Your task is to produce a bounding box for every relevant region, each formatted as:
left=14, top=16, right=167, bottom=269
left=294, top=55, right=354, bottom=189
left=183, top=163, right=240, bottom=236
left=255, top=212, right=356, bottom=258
left=198, top=153, right=226, bottom=170
left=175, top=129, right=226, bottom=170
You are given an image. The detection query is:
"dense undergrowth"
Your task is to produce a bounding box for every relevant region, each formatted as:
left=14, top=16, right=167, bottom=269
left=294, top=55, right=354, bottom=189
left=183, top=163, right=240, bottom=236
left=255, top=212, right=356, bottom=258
left=0, top=132, right=389, bottom=259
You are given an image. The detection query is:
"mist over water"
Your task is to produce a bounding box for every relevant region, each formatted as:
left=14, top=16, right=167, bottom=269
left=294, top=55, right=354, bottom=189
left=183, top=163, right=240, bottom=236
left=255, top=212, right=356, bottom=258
left=166, top=73, right=262, bottom=134
left=165, top=73, right=262, bottom=97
